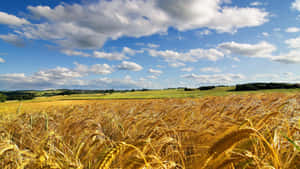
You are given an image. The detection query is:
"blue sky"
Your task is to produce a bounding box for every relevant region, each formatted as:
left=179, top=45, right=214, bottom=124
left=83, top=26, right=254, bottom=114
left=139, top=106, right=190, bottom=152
left=1, top=0, right=300, bottom=90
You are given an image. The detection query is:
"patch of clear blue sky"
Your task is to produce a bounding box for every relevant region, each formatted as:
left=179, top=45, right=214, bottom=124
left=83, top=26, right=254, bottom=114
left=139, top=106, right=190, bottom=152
left=0, top=0, right=300, bottom=89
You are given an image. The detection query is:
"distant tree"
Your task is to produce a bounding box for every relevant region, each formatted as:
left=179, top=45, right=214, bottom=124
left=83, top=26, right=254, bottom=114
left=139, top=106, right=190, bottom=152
left=235, top=83, right=300, bottom=91
left=198, top=86, right=215, bottom=90
left=184, top=88, right=196, bottom=91
left=0, top=93, right=7, bottom=102
left=4, top=92, right=36, bottom=101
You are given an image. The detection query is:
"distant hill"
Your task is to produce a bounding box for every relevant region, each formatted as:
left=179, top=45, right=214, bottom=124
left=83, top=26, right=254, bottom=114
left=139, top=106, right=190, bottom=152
left=235, top=83, right=300, bottom=91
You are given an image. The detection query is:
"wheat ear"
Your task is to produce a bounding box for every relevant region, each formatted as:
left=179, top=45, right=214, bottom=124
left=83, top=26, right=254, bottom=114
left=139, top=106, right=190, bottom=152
left=98, top=142, right=126, bottom=169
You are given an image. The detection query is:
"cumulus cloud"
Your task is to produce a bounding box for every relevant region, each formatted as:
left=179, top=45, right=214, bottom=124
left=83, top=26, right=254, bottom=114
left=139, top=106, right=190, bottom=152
left=200, top=67, right=221, bottom=73
left=262, top=32, right=269, bottom=37
left=285, top=27, right=300, bottom=33
left=0, top=0, right=268, bottom=49
left=92, top=47, right=142, bottom=60
left=0, top=57, right=5, bottom=63
left=117, top=61, right=143, bottom=71
left=196, top=29, right=212, bottom=36
left=250, top=2, right=263, bottom=6
left=285, top=37, right=300, bottom=48
left=0, top=34, right=25, bottom=47
left=0, top=72, right=151, bottom=90
left=218, top=41, right=276, bottom=58
left=250, top=73, right=300, bottom=83
left=156, top=0, right=268, bottom=33
left=74, top=62, right=114, bottom=75
left=89, top=75, right=156, bottom=89
left=206, top=7, right=268, bottom=33
left=181, top=67, right=194, bottom=72
left=61, top=49, right=91, bottom=57
left=0, top=64, right=154, bottom=90
left=182, top=73, right=245, bottom=84
left=93, top=51, right=128, bottom=60
left=0, top=11, right=29, bottom=26
left=148, top=68, right=162, bottom=74
left=272, top=50, right=300, bottom=63
left=168, top=62, right=186, bottom=68
left=148, top=48, right=224, bottom=65
left=0, top=67, right=85, bottom=90
left=0, top=61, right=151, bottom=89
left=292, top=0, right=300, bottom=11
left=217, top=40, right=300, bottom=64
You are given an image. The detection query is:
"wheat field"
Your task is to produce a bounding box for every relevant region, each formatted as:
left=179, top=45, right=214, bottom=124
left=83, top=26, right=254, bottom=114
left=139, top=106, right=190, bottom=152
left=0, top=93, right=299, bottom=169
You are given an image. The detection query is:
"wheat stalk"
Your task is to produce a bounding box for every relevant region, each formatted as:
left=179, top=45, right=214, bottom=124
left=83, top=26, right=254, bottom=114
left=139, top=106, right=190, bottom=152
left=98, top=142, right=126, bottom=169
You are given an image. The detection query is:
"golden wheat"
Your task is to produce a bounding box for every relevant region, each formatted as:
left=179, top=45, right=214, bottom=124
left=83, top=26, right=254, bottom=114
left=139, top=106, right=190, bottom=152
left=0, top=93, right=299, bottom=169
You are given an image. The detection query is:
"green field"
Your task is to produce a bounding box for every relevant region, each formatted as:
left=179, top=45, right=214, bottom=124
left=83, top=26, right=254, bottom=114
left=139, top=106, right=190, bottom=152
left=8, top=86, right=300, bottom=103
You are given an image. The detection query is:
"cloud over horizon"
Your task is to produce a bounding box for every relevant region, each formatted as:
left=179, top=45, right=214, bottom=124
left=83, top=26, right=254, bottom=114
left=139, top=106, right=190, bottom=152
left=0, top=0, right=299, bottom=90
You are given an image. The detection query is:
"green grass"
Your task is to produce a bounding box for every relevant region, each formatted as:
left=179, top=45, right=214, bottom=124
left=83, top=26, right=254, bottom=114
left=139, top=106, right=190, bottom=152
left=18, top=87, right=300, bottom=102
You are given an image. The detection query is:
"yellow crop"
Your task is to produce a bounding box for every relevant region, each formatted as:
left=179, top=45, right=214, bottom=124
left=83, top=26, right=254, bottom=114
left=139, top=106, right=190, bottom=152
left=0, top=93, right=299, bottom=168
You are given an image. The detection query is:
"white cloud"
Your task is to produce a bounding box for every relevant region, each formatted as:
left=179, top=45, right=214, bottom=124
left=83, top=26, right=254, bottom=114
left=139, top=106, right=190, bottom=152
left=218, top=41, right=276, bottom=58
left=123, top=47, right=143, bottom=55
left=89, top=64, right=114, bottom=75
left=93, top=51, right=128, bottom=61
left=196, top=29, right=211, bottom=36
left=206, top=7, right=268, bottom=33
left=285, top=27, right=300, bottom=33
left=88, top=75, right=156, bottom=89
left=217, top=40, right=300, bottom=64
left=3, top=0, right=268, bottom=49
left=168, top=62, right=186, bottom=68
left=182, top=73, right=245, bottom=84
left=74, top=62, right=114, bottom=75
left=0, top=11, right=29, bottom=26
left=156, top=0, right=268, bottom=33
left=272, top=50, right=300, bottom=63
left=92, top=47, right=142, bottom=60
left=0, top=67, right=85, bottom=89
left=34, top=67, right=82, bottom=81
left=250, top=73, right=300, bottom=83
left=250, top=2, right=263, bottom=6
left=0, top=34, right=25, bottom=47
left=61, top=49, right=90, bottom=57
left=148, top=68, right=162, bottom=74
left=0, top=72, right=152, bottom=90
left=292, top=0, right=300, bottom=11
left=181, top=67, right=194, bottom=72
left=148, top=48, right=224, bottom=64
left=262, top=32, right=269, bottom=37
left=0, top=57, right=5, bottom=63
left=285, top=37, right=300, bottom=48
left=117, top=61, right=143, bottom=71
left=200, top=67, right=221, bottom=73
left=0, top=64, right=156, bottom=90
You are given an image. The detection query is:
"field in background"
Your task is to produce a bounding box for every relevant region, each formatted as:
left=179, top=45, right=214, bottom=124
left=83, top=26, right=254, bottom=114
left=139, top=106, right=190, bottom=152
left=3, top=87, right=300, bottom=104
left=0, top=93, right=299, bottom=168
